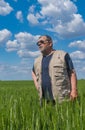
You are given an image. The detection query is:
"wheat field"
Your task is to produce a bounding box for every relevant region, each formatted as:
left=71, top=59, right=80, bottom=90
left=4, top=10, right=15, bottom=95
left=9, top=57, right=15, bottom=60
left=0, top=80, right=85, bottom=130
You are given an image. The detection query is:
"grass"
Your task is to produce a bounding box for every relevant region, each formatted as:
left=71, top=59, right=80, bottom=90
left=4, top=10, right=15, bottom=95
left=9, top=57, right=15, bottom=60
left=0, top=80, right=85, bottom=130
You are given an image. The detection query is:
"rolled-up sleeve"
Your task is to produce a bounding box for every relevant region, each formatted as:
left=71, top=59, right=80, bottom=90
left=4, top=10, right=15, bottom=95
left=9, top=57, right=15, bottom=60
left=65, top=53, right=74, bottom=75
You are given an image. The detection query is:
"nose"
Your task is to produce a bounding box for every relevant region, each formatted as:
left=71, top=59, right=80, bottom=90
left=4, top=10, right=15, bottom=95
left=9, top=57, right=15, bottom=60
left=38, top=42, right=42, bottom=46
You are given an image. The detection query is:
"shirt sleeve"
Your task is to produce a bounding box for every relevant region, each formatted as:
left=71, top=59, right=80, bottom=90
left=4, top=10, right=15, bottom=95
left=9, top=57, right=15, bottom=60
left=32, top=65, right=35, bottom=74
left=65, top=53, right=74, bottom=75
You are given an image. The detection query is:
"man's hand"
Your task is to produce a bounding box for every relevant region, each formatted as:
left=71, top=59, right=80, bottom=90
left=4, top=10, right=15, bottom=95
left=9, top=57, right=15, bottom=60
left=70, top=70, right=78, bottom=101
left=32, top=71, right=39, bottom=92
left=70, top=90, right=78, bottom=100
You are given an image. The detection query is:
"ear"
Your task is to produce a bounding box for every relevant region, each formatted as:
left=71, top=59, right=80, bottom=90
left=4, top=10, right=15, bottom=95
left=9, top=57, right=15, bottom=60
left=49, top=42, right=52, bottom=47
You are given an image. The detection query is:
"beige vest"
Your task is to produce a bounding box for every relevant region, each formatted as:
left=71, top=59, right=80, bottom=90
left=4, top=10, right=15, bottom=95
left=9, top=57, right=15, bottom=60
left=34, top=50, right=71, bottom=102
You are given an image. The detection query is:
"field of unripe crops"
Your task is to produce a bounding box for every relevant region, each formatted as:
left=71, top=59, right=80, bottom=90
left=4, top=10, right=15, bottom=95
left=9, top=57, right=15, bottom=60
left=0, top=80, right=85, bottom=130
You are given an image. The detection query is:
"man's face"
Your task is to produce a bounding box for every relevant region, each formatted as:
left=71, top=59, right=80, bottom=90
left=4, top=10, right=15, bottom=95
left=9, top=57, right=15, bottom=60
left=37, top=36, right=52, bottom=53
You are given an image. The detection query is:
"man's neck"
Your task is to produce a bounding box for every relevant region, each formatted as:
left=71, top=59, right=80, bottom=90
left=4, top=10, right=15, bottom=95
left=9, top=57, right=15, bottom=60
left=42, top=49, right=55, bottom=56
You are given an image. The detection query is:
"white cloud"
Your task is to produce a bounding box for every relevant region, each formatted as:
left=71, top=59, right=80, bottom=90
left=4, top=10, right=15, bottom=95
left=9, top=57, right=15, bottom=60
left=17, top=50, right=40, bottom=58
left=0, top=63, right=32, bottom=80
left=39, top=0, right=77, bottom=17
left=6, top=40, right=19, bottom=52
left=48, top=12, right=85, bottom=38
left=0, top=64, right=17, bottom=72
left=15, top=32, right=34, bottom=43
left=38, top=0, right=57, bottom=6
left=36, top=0, right=77, bottom=24
left=69, top=40, right=85, bottom=50
left=0, top=29, right=12, bottom=44
left=0, top=0, right=13, bottom=16
left=29, top=5, right=35, bottom=13
left=27, top=0, right=85, bottom=38
left=27, top=13, right=39, bottom=25
left=5, top=32, right=40, bottom=58
left=0, top=63, right=30, bottom=75
left=70, top=51, right=85, bottom=59
left=16, top=11, right=23, bottom=22
left=72, top=59, right=85, bottom=79
left=15, top=32, right=39, bottom=50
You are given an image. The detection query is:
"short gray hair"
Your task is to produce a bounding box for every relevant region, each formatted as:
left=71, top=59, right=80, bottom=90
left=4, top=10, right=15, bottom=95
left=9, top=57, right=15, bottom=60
left=39, top=35, right=52, bottom=42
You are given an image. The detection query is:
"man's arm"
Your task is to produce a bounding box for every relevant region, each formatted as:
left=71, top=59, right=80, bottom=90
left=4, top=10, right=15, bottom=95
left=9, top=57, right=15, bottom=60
left=70, top=70, right=78, bottom=100
left=65, top=53, right=78, bottom=100
left=32, top=71, right=39, bottom=91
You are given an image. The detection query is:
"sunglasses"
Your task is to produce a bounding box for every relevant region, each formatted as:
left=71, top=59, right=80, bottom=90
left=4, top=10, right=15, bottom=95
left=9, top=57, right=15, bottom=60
left=36, top=40, right=48, bottom=46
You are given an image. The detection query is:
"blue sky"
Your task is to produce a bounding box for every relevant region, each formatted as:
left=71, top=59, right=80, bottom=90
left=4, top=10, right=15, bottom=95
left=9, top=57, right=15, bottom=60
left=0, top=0, right=85, bottom=80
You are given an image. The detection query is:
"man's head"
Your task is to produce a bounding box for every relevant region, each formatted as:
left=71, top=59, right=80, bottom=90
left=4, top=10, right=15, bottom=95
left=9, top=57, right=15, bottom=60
left=36, top=35, right=53, bottom=54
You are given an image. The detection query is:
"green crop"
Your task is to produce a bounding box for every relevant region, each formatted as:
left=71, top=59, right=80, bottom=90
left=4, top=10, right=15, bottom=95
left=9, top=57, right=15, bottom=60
left=0, top=80, right=85, bottom=130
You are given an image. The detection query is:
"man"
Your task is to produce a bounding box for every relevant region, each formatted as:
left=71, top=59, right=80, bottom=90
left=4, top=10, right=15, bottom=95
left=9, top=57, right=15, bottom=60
left=32, top=35, right=78, bottom=105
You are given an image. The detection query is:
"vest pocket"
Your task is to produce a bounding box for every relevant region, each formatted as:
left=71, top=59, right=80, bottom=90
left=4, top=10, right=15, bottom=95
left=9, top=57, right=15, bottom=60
left=53, top=65, right=70, bottom=89
left=54, top=66, right=65, bottom=76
